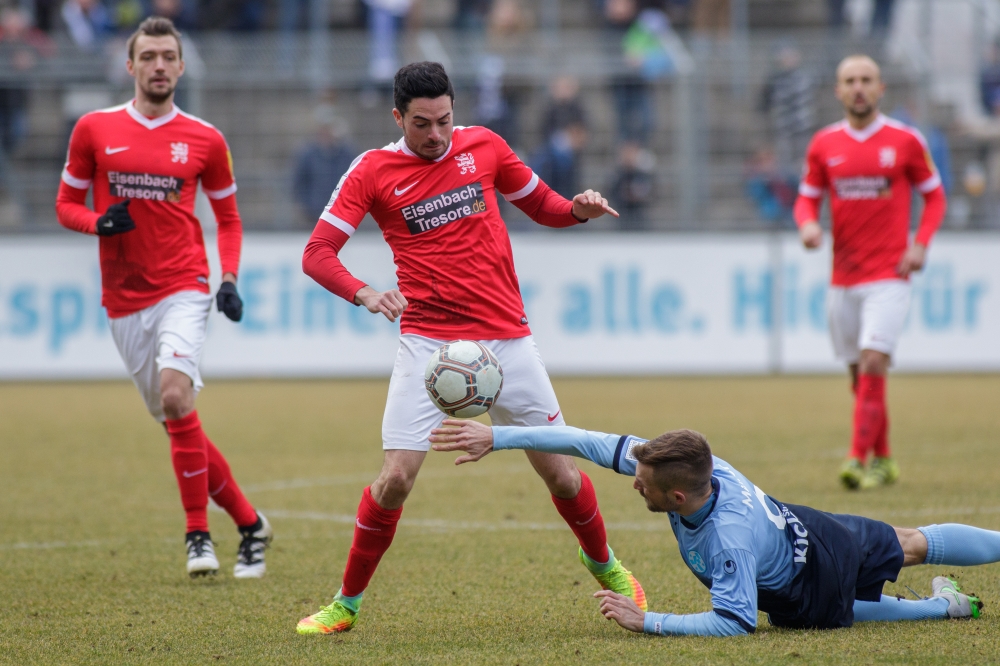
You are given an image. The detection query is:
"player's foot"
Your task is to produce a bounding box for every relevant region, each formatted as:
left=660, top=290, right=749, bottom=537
left=297, top=593, right=361, bottom=635
left=859, top=457, right=899, bottom=490
left=579, top=546, right=647, bottom=612
left=233, top=512, right=273, bottom=579
left=839, top=458, right=865, bottom=490
left=931, top=576, right=983, bottom=619
left=185, top=531, right=219, bottom=578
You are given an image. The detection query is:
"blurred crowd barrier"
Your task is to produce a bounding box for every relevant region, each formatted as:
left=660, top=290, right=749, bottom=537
left=1, top=231, right=998, bottom=378
left=4, top=0, right=1000, bottom=232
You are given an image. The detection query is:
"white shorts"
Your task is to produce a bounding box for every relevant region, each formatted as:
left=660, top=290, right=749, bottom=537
left=826, top=279, right=911, bottom=364
left=109, top=290, right=211, bottom=422
left=382, top=334, right=565, bottom=451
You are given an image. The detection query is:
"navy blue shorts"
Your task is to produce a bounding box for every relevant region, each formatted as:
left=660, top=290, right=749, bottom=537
left=759, top=502, right=905, bottom=630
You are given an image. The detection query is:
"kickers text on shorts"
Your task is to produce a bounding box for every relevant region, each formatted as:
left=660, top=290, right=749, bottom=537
left=108, top=171, right=185, bottom=202
left=782, top=506, right=810, bottom=564
left=400, top=182, right=486, bottom=235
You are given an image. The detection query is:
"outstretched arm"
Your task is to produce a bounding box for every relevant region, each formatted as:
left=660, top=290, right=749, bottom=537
left=430, top=420, right=641, bottom=474
left=595, top=591, right=747, bottom=636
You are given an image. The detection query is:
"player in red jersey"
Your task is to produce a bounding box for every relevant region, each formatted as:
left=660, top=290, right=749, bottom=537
left=55, top=17, right=272, bottom=578
left=296, top=62, right=647, bottom=634
left=793, top=55, right=946, bottom=491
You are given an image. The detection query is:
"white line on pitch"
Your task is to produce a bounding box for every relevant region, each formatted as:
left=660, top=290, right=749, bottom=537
left=241, top=463, right=537, bottom=494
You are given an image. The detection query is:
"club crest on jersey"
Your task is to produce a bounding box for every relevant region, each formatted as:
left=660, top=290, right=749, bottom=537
left=687, top=550, right=707, bottom=574
left=455, top=152, right=476, bottom=175
left=171, top=142, right=189, bottom=164
left=879, top=146, right=896, bottom=168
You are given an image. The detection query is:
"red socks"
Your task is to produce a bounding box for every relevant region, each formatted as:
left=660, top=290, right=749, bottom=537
left=551, top=471, right=610, bottom=564
left=205, top=436, right=258, bottom=528
left=166, top=411, right=209, bottom=533
left=166, top=411, right=257, bottom=532
left=341, top=487, right=403, bottom=597
left=850, top=374, right=888, bottom=461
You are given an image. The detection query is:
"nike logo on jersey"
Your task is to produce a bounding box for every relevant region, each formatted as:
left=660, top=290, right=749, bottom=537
left=394, top=181, right=419, bottom=196
left=547, top=410, right=561, bottom=422
left=827, top=156, right=846, bottom=166
left=105, top=146, right=130, bottom=155
left=182, top=468, right=208, bottom=478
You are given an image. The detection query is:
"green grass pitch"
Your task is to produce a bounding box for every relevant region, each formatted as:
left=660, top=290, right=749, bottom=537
left=2, top=375, right=1000, bottom=664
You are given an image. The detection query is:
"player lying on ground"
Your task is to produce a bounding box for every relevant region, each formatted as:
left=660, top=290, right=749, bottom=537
left=296, top=61, right=643, bottom=635
left=55, top=17, right=271, bottom=578
left=793, top=55, right=947, bottom=491
left=431, top=420, right=999, bottom=635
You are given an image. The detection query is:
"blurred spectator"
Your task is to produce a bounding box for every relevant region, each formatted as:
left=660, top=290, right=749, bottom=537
left=454, top=0, right=491, bottom=31
left=611, top=141, right=656, bottom=230
left=744, top=147, right=797, bottom=226
left=530, top=77, right=587, bottom=200
left=758, top=44, right=814, bottom=175
left=607, top=1, right=673, bottom=143
left=980, top=42, right=1000, bottom=118
left=149, top=0, right=198, bottom=31
left=365, top=0, right=413, bottom=81
left=61, top=0, right=113, bottom=50
left=828, top=0, right=895, bottom=34
left=293, top=108, right=358, bottom=224
left=34, top=0, right=60, bottom=31
left=691, top=0, right=727, bottom=34
left=475, top=54, right=519, bottom=146
left=0, top=7, right=52, bottom=220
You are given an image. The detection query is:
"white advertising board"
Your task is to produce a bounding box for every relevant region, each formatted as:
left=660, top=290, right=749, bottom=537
left=0, top=232, right=997, bottom=378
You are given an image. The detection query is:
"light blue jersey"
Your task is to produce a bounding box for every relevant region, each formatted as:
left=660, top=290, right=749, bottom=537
left=493, top=426, right=798, bottom=636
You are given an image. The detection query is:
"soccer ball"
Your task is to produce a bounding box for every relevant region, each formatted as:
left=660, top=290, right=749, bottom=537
left=424, top=341, right=504, bottom=418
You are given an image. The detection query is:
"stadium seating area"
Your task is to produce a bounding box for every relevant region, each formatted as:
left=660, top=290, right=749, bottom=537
left=0, top=0, right=997, bottom=231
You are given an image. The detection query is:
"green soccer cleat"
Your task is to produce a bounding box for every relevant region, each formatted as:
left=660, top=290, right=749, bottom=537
left=297, top=595, right=360, bottom=635
left=839, top=458, right=865, bottom=490
left=932, top=576, right=983, bottom=619
left=859, top=457, right=900, bottom=490
left=579, top=547, right=648, bottom=612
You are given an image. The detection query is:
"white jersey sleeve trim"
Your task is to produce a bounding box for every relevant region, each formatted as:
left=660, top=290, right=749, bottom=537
left=61, top=168, right=91, bottom=190
left=203, top=183, right=238, bottom=200
left=917, top=173, right=942, bottom=193
left=502, top=171, right=539, bottom=202
left=320, top=210, right=357, bottom=237
left=798, top=182, right=823, bottom=198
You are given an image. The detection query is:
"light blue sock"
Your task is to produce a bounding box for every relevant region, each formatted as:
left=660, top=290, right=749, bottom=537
left=853, top=595, right=949, bottom=622
left=919, top=523, right=1000, bottom=566
left=334, top=588, right=363, bottom=614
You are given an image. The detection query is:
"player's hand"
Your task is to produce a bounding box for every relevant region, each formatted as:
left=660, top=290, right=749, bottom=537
left=216, top=279, right=243, bottom=322
left=572, top=189, right=619, bottom=220
left=798, top=221, right=822, bottom=249
left=355, top=286, right=408, bottom=323
left=594, top=590, right=645, bottom=632
left=95, top=199, right=136, bottom=236
left=430, top=418, right=494, bottom=464
left=897, top=243, right=926, bottom=278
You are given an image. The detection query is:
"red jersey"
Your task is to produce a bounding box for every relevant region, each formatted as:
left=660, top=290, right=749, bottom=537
left=305, top=125, right=580, bottom=339
left=56, top=101, right=242, bottom=318
left=796, top=114, right=946, bottom=287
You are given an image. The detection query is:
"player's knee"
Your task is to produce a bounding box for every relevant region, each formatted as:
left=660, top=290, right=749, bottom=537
left=379, top=466, right=417, bottom=497
left=160, top=386, right=192, bottom=420
left=858, top=351, right=889, bottom=375
left=543, top=466, right=582, bottom=499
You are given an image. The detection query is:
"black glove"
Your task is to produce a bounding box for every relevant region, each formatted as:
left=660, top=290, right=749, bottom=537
left=96, top=199, right=136, bottom=236
left=216, top=281, right=243, bottom=322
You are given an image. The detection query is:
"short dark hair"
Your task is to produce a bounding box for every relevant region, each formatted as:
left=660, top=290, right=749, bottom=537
left=632, top=429, right=713, bottom=494
left=127, top=16, right=183, bottom=61
left=393, top=61, right=455, bottom=115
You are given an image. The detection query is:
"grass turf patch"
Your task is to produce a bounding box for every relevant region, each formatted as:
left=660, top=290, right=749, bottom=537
left=1, top=375, right=999, bottom=664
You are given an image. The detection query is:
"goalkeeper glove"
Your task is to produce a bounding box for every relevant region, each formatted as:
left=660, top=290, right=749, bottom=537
left=216, top=281, right=243, bottom=322
left=95, top=199, right=136, bottom=236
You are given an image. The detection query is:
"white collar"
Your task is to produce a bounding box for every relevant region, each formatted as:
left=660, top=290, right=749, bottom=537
left=397, top=136, right=454, bottom=162
left=841, top=114, right=886, bottom=143
left=126, top=99, right=179, bottom=130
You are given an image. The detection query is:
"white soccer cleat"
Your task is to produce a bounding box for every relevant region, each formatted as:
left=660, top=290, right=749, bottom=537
left=931, top=576, right=983, bottom=619
left=233, top=512, right=273, bottom=579
left=186, top=532, right=219, bottom=578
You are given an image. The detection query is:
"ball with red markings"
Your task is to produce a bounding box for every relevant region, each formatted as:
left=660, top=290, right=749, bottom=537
left=424, top=340, right=504, bottom=418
